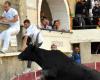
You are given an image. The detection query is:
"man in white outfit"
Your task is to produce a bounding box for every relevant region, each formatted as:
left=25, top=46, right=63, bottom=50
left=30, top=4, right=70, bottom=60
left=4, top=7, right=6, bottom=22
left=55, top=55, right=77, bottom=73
left=0, top=1, right=20, bottom=53
left=21, top=19, right=43, bottom=72
left=21, top=19, right=43, bottom=51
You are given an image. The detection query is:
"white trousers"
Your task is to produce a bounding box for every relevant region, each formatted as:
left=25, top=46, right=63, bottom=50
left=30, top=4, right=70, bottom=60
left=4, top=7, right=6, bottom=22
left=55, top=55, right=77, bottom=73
left=0, top=27, right=20, bottom=50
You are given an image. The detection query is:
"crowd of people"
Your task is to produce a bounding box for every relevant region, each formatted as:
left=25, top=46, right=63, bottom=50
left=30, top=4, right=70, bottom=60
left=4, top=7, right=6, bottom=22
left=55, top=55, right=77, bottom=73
left=73, top=0, right=100, bottom=29
left=40, top=17, right=65, bottom=31
left=0, top=1, right=43, bottom=54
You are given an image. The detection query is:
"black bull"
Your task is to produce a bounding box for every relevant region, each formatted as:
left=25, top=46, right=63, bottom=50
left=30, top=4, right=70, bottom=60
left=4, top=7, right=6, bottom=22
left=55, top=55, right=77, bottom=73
left=18, top=45, right=100, bottom=80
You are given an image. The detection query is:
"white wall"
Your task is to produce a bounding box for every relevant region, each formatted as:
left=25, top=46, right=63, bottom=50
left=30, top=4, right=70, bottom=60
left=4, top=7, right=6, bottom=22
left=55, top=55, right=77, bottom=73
left=40, top=29, right=100, bottom=63
left=71, top=29, right=100, bottom=43
left=41, top=30, right=72, bottom=52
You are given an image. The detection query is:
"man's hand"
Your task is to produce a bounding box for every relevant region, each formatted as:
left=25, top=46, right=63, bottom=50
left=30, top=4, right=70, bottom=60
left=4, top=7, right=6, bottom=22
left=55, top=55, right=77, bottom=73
left=1, top=18, right=9, bottom=23
left=21, top=44, right=28, bottom=52
left=0, top=16, right=6, bottom=21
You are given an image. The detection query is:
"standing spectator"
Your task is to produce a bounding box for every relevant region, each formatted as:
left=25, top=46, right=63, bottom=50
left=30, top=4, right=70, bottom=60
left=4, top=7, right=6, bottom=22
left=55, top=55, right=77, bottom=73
left=82, top=0, right=89, bottom=16
left=21, top=19, right=43, bottom=72
left=82, top=0, right=91, bottom=25
left=92, top=2, right=100, bottom=25
left=75, top=0, right=85, bottom=27
left=41, top=17, right=52, bottom=30
left=0, top=1, right=20, bottom=53
left=72, top=47, right=81, bottom=64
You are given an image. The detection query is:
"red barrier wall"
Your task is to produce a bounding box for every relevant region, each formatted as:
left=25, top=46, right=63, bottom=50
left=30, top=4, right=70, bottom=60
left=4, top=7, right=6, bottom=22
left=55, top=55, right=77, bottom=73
left=84, top=62, right=100, bottom=72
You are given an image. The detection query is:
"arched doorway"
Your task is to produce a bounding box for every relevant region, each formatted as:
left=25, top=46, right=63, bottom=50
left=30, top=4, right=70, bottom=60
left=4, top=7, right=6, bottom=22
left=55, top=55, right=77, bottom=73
left=40, top=0, right=52, bottom=22
left=38, top=0, right=70, bottom=31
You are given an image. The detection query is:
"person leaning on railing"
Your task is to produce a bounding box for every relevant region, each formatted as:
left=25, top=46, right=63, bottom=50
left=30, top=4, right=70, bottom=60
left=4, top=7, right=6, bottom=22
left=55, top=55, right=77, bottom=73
left=0, top=1, right=20, bottom=53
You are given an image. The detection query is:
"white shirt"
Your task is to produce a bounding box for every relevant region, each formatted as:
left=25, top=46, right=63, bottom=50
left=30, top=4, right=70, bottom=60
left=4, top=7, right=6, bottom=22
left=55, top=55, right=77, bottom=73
left=41, top=25, right=52, bottom=30
left=2, top=8, right=20, bottom=29
left=24, top=24, right=43, bottom=43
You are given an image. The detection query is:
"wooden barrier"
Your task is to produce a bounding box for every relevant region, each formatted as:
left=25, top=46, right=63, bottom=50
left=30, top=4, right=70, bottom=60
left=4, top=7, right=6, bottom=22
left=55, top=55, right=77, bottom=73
left=84, top=62, right=100, bottom=72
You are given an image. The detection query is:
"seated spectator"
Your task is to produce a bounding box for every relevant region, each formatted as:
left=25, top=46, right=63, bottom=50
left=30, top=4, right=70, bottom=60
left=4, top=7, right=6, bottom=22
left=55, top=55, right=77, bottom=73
left=52, top=20, right=60, bottom=30
left=41, top=17, right=52, bottom=30
left=51, top=44, right=57, bottom=50
left=92, top=2, right=100, bottom=25
left=96, top=18, right=100, bottom=29
left=72, top=47, right=81, bottom=64
left=52, top=20, right=65, bottom=31
left=21, top=19, right=43, bottom=51
left=0, top=1, right=20, bottom=53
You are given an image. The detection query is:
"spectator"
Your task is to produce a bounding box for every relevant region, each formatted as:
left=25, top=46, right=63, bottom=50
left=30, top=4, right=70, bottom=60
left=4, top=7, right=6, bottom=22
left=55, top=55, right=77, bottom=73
left=21, top=19, right=43, bottom=72
left=82, top=0, right=91, bottom=25
left=53, top=20, right=61, bottom=30
left=41, top=17, right=52, bottom=30
left=52, top=20, right=65, bottom=31
left=72, top=47, right=81, bottom=64
left=0, top=1, right=20, bottom=53
left=75, top=0, right=85, bottom=27
left=92, top=2, right=100, bottom=25
left=51, top=44, right=57, bottom=50
left=96, top=18, right=100, bottom=29
left=82, top=0, right=89, bottom=16
left=21, top=19, right=43, bottom=51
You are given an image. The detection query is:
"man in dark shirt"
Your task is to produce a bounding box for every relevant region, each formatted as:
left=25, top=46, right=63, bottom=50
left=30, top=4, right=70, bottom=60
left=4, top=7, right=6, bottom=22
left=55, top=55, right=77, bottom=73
left=92, top=3, right=100, bottom=25
left=75, top=0, right=85, bottom=27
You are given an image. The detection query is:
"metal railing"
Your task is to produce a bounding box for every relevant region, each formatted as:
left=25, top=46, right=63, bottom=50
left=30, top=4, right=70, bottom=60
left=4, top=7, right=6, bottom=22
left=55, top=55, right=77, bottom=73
left=72, top=16, right=100, bottom=30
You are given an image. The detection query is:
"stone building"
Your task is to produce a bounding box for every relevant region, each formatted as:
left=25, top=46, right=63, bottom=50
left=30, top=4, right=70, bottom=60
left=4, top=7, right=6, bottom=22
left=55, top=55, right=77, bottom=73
left=1, top=0, right=100, bottom=80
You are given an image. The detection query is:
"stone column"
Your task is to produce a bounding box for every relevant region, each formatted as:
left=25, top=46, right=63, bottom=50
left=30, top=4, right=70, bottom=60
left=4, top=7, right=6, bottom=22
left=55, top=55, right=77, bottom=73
left=67, top=0, right=76, bottom=17
left=25, top=0, right=38, bottom=24
left=18, top=0, right=27, bottom=24
left=80, top=42, right=92, bottom=63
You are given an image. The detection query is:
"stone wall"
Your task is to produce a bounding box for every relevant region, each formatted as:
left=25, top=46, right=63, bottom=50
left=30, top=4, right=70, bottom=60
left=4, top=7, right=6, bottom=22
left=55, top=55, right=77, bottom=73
left=0, top=53, right=41, bottom=80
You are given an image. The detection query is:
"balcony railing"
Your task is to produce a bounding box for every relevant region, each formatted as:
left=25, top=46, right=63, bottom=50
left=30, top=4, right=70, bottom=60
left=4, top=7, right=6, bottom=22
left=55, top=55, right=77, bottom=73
left=72, top=16, right=100, bottom=30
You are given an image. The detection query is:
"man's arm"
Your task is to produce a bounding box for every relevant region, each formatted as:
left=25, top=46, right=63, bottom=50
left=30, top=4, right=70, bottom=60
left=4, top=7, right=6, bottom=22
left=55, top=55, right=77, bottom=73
left=2, top=15, right=18, bottom=23
left=8, top=15, right=18, bottom=23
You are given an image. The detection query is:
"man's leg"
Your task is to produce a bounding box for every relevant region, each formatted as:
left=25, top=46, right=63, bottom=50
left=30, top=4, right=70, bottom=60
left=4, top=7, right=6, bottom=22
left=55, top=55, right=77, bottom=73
left=1, top=27, right=19, bottom=52
left=0, top=30, right=6, bottom=41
